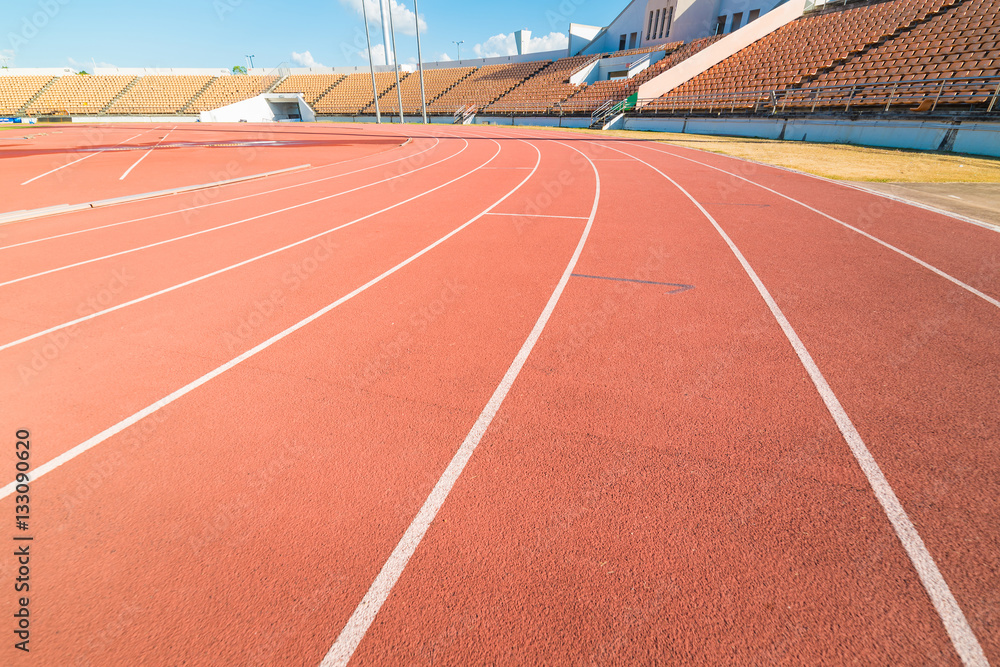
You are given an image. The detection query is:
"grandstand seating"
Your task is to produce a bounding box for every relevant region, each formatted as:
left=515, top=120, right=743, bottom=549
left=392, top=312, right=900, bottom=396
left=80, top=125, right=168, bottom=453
left=427, top=61, right=549, bottom=114
left=23, top=75, right=135, bottom=115
left=562, top=38, right=719, bottom=112
left=0, top=76, right=53, bottom=115
left=185, top=75, right=277, bottom=114
left=806, top=0, right=1000, bottom=107
left=656, top=0, right=962, bottom=108
left=105, top=75, right=214, bottom=115
left=273, top=74, right=344, bottom=104
left=373, top=67, right=476, bottom=114
left=485, top=54, right=597, bottom=114
left=312, top=71, right=402, bottom=115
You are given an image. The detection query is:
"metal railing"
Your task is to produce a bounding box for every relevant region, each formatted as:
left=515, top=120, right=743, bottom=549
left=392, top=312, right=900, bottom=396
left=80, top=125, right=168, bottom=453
left=635, top=75, right=1000, bottom=117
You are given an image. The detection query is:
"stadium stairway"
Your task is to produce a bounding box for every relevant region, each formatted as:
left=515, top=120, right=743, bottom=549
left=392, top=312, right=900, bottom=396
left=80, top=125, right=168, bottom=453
left=101, top=77, right=140, bottom=113
left=16, top=77, right=57, bottom=116
left=179, top=77, right=218, bottom=114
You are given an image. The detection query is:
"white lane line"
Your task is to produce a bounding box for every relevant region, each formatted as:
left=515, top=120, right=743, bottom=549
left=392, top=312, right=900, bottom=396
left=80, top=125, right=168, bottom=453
left=0, top=138, right=470, bottom=288
left=0, top=137, right=441, bottom=251
left=320, top=139, right=600, bottom=667
left=21, top=132, right=146, bottom=185
left=119, top=127, right=176, bottom=181
left=599, top=141, right=989, bottom=667
left=484, top=212, right=589, bottom=220
left=0, top=140, right=495, bottom=353
left=634, top=142, right=1000, bottom=310
left=0, top=140, right=514, bottom=500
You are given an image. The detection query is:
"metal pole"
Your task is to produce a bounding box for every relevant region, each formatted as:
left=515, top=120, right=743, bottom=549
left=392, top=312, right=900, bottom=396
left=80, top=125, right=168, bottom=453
left=414, top=0, right=428, bottom=123
left=378, top=0, right=392, bottom=66
left=361, top=0, right=382, bottom=123
left=453, top=41, right=463, bottom=62
left=387, top=0, right=404, bottom=123
left=989, top=79, right=1000, bottom=113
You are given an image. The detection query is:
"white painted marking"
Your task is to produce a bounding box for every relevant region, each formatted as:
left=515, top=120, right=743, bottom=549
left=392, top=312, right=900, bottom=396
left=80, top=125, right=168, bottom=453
left=119, top=128, right=176, bottom=181
left=484, top=212, right=589, bottom=220
left=949, top=195, right=962, bottom=200
left=635, top=143, right=1000, bottom=310
left=21, top=133, right=145, bottom=185
left=321, top=140, right=600, bottom=667
left=0, top=139, right=470, bottom=288
left=0, top=141, right=514, bottom=499
left=600, top=141, right=989, bottom=667
left=0, top=138, right=441, bottom=251
left=0, top=140, right=496, bottom=353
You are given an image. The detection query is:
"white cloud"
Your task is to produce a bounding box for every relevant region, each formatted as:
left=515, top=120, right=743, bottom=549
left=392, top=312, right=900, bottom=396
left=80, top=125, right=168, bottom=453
left=67, top=57, right=118, bottom=72
left=357, top=44, right=387, bottom=64
left=339, top=0, right=427, bottom=36
left=471, top=31, right=568, bottom=58
left=291, top=50, right=324, bottom=68
left=0, top=49, right=14, bottom=67
left=437, top=52, right=452, bottom=62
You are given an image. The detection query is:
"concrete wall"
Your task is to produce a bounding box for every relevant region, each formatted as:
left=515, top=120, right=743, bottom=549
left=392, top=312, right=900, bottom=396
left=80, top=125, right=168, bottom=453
left=623, top=115, right=1000, bottom=157
left=200, top=94, right=314, bottom=123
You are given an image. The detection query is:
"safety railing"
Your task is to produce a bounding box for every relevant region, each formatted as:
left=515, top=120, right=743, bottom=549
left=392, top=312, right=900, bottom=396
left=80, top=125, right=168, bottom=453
left=635, top=75, right=1000, bottom=116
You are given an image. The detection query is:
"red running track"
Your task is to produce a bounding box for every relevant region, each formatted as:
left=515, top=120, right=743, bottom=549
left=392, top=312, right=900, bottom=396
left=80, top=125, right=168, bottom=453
left=0, top=122, right=996, bottom=666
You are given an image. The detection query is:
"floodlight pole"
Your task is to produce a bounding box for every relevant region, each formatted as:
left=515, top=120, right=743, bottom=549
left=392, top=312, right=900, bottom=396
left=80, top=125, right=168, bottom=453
left=361, top=0, right=382, bottom=123
left=453, top=40, right=464, bottom=62
left=245, top=55, right=255, bottom=70
left=378, top=0, right=392, bottom=66
left=387, top=0, right=405, bottom=124
left=414, top=0, right=428, bottom=123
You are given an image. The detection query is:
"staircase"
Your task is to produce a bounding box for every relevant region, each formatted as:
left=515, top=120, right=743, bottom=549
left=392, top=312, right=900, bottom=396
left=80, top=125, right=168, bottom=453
left=179, top=77, right=217, bottom=114
left=101, top=76, right=139, bottom=114
left=17, top=76, right=58, bottom=116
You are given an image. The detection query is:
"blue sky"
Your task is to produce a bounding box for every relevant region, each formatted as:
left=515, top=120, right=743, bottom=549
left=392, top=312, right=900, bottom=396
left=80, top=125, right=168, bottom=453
left=2, top=0, right=624, bottom=71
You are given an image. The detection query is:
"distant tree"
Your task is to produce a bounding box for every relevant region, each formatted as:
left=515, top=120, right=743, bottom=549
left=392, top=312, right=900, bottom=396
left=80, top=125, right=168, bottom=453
left=232, top=65, right=247, bottom=75
left=77, top=70, right=90, bottom=75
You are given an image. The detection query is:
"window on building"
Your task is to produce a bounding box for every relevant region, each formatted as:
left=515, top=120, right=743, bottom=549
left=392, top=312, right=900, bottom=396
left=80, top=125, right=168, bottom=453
left=620, top=34, right=627, bottom=50
left=652, top=9, right=661, bottom=40
left=629, top=32, right=638, bottom=48
left=715, top=15, right=727, bottom=35
left=731, top=12, right=743, bottom=30
left=647, top=11, right=654, bottom=40
left=748, top=9, right=761, bottom=22
left=662, top=7, right=673, bottom=38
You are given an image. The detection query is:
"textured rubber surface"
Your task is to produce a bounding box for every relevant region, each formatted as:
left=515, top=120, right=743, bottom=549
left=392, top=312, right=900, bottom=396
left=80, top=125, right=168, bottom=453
left=0, top=123, right=995, bottom=666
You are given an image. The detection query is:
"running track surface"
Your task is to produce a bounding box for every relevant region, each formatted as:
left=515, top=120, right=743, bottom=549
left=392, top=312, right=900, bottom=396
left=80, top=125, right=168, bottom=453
left=0, top=122, right=997, bottom=666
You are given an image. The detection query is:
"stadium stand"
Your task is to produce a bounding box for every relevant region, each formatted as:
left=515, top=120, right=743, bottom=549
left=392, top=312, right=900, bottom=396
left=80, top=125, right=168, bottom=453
left=273, top=74, right=345, bottom=105
left=372, top=67, right=476, bottom=114
left=0, top=76, right=53, bottom=115
left=651, top=0, right=963, bottom=110
left=804, top=0, right=1000, bottom=108
left=312, top=71, right=402, bottom=115
left=23, top=74, right=135, bottom=115
left=105, top=75, right=214, bottom=115
left=562, top=38, right=720, bottom=113
left=184, top=75, right=277, bottom=114
left=485, top=54, right=598, bottom=114
left=427, top=61, right=549, bottom=114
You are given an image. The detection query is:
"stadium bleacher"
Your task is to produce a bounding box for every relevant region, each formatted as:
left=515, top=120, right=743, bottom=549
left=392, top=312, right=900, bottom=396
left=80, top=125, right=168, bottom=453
left=427, top=61, right=549, bottom=114
left=23, top=74, right=135, bottom=115
left=0, top=76, right=54, bottom=115
left=485, top=54, right=597, bottom=114
left=373, top=67, right=476, bottom=115
left=312, top=71, right=402, bottom=115
left=273, top=74, right=345, bottom=105
left=105, top=75, right=214, bottom=115
left=651, top=0, right=965, bottom=111
left=184, top=75, right=278, bottom=114
left=2, top=1, right=996, bottom=121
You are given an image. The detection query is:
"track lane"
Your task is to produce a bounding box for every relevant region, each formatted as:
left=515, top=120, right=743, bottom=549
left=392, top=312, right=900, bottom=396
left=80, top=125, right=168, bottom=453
left=341, top=133, right=969, bottom=665
left=598, top=138, right=995, bottom=664
left=637, top=140, right=1000, bottom=304
left=0, top=138, right=602, bottom=666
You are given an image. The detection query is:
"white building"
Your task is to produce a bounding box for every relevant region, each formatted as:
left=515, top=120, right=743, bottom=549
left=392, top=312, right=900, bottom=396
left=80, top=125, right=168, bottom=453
left=572, top=0, right=787, bottom=55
